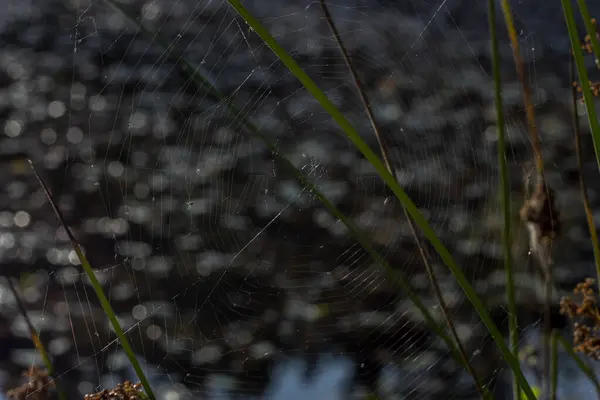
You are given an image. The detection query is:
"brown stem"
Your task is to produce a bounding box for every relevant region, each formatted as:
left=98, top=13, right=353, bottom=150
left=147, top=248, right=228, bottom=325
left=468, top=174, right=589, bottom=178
left=500, top=0, right=544, bottom=181
left=318, top=1, right=489, bottom=398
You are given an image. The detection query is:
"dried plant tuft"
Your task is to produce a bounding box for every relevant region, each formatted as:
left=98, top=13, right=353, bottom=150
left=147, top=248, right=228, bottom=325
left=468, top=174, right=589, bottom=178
left=561, top=278, right=600, bottom=360
left=6, top=366, right=55, bottom=400
left=84, top=381, right=146, bottom=400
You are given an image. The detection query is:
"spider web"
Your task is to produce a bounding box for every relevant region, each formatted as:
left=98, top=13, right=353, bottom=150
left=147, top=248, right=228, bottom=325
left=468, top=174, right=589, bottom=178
left=1, top=0, right=598, bottom=399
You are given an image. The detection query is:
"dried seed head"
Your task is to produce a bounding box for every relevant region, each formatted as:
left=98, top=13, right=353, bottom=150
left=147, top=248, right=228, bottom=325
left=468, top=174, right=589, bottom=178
left=560, top=278, right=600, bottom=360
left=6, top=366, right=55, bottom=400
left=84, top=380, right=145, bottom=400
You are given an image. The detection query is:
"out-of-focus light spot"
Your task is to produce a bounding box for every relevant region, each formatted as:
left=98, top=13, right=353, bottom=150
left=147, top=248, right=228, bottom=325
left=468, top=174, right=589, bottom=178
left=107, top=161, right=124, bottom=177
left=146, top=324, right=162, bottom=341
left=56, top=266, right=80, bottom=284
left=66, top=126, right=83, bottom=144
left=49, top=337, right=71, bottom=356
left=68, top=250, right=81, bottom=265
left=132, top=304, right=147, bottom=320
left=164, top=390, right=181, bottom=400
left=0, top=212, right=14, bottom=228
left=14, top=210, right=31, bottom=228
left=41, top=128, right=57, bottom=145
left=78, top=382, right=94, bottom=397
left=142, top=2, right=162, bottom=21
left=4, top=119, right=22, bottom=137
left=0, top=233, right=15, bottom=249
left=89, top=95, right=106, bottom=112
left=48, top=100, right=66, bottom=118
left=7, top=62, right=25, bottom=80
left=8, top=181, right=27, bottom=199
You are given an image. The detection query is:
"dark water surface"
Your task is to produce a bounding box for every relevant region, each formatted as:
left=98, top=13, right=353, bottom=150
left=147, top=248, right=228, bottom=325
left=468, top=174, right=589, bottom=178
left=1, top=0, right=600, bottom=399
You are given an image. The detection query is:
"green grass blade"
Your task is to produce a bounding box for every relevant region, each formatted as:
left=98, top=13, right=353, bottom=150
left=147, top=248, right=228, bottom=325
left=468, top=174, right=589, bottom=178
left=570, top=53, right=600, bottom=286
left=225, top=1, right=536, bottom=398
left=488, top=0, right=519, bottom=399
left=556, top=334, right=600, bottom=396
left=550, top=330, right=558, bottom=400
left=575, top=0, right=600, bottom=68
left=563, top=0, right=600, bottom=174
left=4, top=277, right=67, bottom=400
left=100, top=0, right=468, bottom=368
left=317, top=2, right=489, bottom=396
left=28, top=161, right=156, bottom=400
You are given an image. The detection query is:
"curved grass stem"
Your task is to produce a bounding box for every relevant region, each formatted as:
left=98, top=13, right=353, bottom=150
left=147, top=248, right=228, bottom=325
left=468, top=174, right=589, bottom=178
left=500, top=0, right=544, bottom=182
left=576, top=0, right=600, bottom=69
left=4, top=277, right=67, bottom=400
left=563, top=0, right=600, bottom=174
left=98, top=0, right=470, bottom=369
left=488, top=1, right=519, bottom=399
left=318, top=1, right=489, bottom=398
left=570, top=52, right=600, bottom=295
left=29, top=161, right=156, bottom=400
left=225, top=0, right=536, bottom=398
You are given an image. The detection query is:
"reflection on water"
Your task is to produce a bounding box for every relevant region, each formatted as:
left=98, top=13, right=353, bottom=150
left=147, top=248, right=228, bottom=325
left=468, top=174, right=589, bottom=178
left=263, top=355, right=353, bottom=400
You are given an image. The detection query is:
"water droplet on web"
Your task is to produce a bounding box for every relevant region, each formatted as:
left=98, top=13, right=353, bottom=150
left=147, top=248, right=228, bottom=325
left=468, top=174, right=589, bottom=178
left=473, top=348, right=481, bottom=356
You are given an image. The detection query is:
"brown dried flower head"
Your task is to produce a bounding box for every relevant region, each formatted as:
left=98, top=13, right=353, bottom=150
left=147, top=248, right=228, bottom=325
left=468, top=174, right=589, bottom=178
left=560, top=278, right=600, bottom=360
left=6, top=366, right=55, bottom=400
left=84, top=381, right=145, bottom=400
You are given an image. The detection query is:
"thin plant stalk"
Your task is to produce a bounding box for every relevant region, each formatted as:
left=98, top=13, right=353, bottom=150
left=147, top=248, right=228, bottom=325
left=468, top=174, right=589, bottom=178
left=100, top=0, right=470, bottom=370
left=576, top=0, right=600, bottom=68
left=563, top=0, right=600, bottom=174
left=499, top=0, right=544, bottom=181
left=318, top=1, right=489, bottom=398
left=556, top=334, right=600, bottom=398
left=550, top=330, right=558, bottom=400
left=225, top=0, right=536, bottom=398
left=28, top=161, right=156, bottom=400
left=489, top=1, right=519, bottom=399
left=570, top=54, right=600, bottom=284
left=499, top=1, right=555, bottom=395
left=4, top=277, right=67, bottom=400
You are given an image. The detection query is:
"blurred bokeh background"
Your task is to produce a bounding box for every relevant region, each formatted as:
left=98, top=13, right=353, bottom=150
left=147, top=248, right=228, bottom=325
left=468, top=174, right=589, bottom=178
left=2, top=0, right=600, bottom=398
